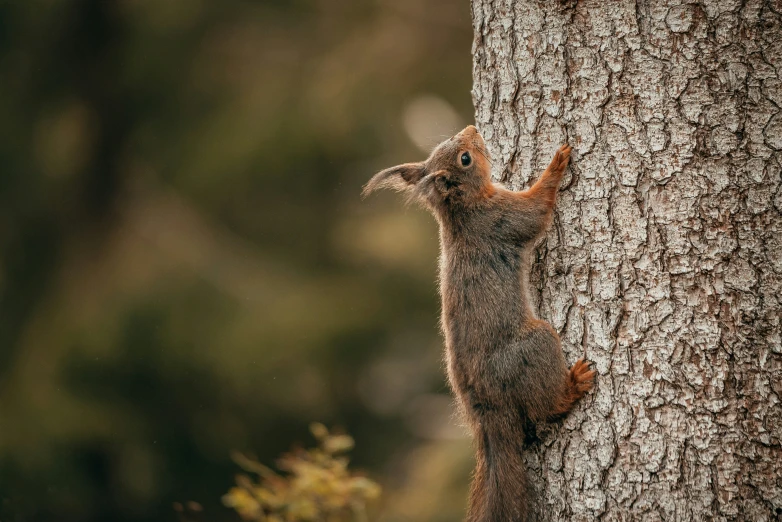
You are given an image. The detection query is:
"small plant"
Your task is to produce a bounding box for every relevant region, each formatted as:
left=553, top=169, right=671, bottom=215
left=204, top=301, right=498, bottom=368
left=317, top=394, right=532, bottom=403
left=223, top=423, right=381, bottom=522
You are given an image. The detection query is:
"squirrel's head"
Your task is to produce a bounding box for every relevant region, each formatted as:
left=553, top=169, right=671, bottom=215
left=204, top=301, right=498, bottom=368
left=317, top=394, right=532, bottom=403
left=363, top=125, right=494, bottom=211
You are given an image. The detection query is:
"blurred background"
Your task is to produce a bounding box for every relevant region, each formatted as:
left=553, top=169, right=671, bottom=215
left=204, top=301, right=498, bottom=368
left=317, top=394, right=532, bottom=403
left=0, top=1, right=476, bottom=521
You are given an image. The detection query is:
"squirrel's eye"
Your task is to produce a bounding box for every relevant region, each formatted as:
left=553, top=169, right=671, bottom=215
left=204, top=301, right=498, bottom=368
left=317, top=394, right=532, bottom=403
left=460, top=152, right=471, bottom=167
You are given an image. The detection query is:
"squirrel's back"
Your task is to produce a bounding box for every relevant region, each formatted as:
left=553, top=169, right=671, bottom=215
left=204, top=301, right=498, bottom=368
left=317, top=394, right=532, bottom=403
left=437, top=190, right=539, bottom=353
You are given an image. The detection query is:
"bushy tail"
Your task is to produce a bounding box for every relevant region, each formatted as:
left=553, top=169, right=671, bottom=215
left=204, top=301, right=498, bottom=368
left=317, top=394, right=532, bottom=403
left=467, top=423, right=530, bottom=522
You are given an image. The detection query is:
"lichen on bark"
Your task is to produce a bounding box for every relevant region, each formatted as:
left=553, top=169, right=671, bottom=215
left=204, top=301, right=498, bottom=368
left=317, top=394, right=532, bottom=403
left=470, top=0, right=782, bottom=520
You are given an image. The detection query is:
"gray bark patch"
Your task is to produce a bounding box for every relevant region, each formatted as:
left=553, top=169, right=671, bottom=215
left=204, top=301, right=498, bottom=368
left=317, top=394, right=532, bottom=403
left=471, top=0, right=782, bottom=520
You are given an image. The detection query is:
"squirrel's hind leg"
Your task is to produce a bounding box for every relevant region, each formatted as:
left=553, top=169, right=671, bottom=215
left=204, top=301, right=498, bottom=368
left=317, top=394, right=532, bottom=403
left=550, top=358, right=595, bottom=418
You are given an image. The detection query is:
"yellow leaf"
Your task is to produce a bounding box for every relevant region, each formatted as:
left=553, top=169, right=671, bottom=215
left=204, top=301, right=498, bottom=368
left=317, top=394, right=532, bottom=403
left=222, top=488, right=262, bottom=520
left=322, top=435, right=354, bottom=454
left=309, top=422, right=329, bottom=440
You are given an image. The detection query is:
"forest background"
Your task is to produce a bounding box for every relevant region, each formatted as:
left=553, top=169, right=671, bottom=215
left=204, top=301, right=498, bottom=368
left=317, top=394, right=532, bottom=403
left=0, top=1, right=476, bottom=521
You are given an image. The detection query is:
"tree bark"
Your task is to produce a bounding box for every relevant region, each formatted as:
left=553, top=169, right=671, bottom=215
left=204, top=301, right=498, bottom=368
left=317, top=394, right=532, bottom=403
left=470, top=1, right=782, bottom=520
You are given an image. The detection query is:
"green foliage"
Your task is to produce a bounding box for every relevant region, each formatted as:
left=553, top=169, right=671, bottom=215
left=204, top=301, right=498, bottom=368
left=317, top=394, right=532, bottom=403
left=223, top=424, right=381, bottom=522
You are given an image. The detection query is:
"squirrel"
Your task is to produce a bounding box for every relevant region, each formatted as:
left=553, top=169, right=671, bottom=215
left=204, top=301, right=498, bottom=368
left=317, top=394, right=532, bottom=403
left=363, top=125, right=596, bottom=521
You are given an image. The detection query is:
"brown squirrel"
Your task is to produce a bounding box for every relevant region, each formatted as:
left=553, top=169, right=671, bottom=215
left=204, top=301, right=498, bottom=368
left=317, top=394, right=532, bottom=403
left=364, top=125, right=595, bottom=521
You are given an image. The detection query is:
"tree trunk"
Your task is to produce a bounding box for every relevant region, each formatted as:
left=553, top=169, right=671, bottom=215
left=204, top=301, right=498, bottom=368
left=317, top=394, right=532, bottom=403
left=470, top=1, right=782, bottom=520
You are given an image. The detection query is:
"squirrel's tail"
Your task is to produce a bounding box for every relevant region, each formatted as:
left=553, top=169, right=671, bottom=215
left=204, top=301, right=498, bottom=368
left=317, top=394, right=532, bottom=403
left=466, top=419, right=530, bottom=522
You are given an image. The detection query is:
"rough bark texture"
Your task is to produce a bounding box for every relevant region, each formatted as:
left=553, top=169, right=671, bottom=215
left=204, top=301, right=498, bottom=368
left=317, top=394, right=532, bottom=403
left=471, top=1, right=782, bottom=520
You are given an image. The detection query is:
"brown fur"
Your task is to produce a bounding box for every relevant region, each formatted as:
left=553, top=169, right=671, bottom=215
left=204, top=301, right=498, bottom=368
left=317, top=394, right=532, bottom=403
left=364, top=126, right=595, bottom=521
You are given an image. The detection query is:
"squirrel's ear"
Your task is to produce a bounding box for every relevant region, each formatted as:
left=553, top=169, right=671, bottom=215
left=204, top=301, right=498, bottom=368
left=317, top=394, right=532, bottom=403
left=362, top=162, right=426, bottom=198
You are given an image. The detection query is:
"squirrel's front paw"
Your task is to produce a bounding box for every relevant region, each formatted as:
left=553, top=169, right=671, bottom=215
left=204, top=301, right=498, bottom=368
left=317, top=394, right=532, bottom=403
left=548, top=145, right=572, bottom=177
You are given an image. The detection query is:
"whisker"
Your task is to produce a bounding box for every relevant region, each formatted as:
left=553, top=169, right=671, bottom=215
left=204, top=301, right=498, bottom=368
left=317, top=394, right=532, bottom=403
left=474, top=146, right=493, bottom=166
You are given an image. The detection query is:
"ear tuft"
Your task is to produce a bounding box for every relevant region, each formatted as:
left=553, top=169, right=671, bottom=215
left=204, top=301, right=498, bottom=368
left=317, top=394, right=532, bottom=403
left=362, top=162, right=425, bottom=198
